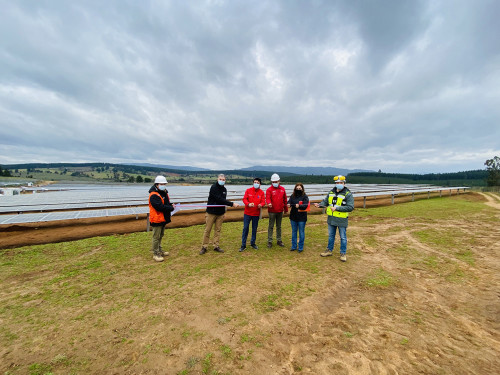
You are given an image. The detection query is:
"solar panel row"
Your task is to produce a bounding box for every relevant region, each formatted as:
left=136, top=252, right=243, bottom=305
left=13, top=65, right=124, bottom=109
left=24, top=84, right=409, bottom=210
left=0, top=186, right=469, bottom=225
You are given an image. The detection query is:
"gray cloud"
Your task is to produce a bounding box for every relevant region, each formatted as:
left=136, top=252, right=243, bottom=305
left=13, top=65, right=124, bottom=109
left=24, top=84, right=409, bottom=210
left=0, top=0, right=498, bottom=173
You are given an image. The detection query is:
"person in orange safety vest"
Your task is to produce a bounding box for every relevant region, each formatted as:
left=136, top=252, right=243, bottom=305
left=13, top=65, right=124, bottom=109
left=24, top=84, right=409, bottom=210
left=149, top=175, right=176, bottom=262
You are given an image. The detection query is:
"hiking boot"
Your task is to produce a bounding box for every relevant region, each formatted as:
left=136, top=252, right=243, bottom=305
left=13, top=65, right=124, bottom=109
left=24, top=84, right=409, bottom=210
left=199, top=247, right=207, bottom=255
left=267, top=242, right=272, bottom=248
left=340, top=254, right=347, bottom=262
left=153, top=255, right=164, bottom=262
left=213, top=247, right=224, bottom=253
left=290, top=248, right=296, bottom=251
left=277, top=241, right=285, bottom=247
left=162, top=251, right=170, bottom=257
left=250, top=244, right=259, bottom=250
left=320, top=251, right=333, bottom=257
left=239, top=246, right=246, bottom=252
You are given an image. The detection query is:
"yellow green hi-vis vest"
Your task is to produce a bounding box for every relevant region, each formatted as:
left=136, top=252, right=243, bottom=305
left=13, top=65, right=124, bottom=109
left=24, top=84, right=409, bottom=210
left=326, top=191, right=350, bottom=218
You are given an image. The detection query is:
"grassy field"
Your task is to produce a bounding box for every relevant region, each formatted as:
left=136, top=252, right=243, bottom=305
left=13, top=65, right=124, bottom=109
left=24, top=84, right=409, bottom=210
left=1, top=193, right=499, bottom=374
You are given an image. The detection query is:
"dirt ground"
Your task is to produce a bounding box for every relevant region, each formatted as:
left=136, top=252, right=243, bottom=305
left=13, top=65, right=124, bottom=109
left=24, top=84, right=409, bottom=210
left=0, top=192, right=453, bottom=249
left=1, top=192, right=499, bottom=374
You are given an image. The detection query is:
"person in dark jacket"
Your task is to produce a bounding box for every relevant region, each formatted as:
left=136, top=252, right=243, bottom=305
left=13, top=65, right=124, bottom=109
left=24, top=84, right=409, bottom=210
left=149, top=175, right=176, bottom=262
left=200, top=174, right=240, bottom=254
left=287, top=183, right=309, bottom=253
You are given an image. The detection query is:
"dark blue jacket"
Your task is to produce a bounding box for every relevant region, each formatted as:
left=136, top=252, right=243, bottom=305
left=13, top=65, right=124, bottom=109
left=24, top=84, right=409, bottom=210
left=288, top=193, right=309, bottom=222
left=206, top=182, right=234, bottom=216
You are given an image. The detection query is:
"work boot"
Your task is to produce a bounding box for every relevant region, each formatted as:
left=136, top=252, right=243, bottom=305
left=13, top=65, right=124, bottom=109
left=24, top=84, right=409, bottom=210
left=239, top=246, right=246, bottom=252
left=199, top=247, right=207, bottom=255
left=277, top=241, right=285, bottom=247
left=213, top=247, right=224, bottom=253
left=320, top=250, right=333, bottom=257
left=153, top=255, right=164, bottom=262
left=267, top=242, right=272, bottom=248
left=250, top=244, right=259, bottom=250
left=340, top=254, right=347, bottom=262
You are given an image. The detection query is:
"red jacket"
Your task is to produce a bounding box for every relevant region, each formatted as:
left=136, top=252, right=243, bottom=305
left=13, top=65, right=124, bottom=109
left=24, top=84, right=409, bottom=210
left=243, top=187, right=266, bottom=216
left=266, top=185, right=288, bottom=213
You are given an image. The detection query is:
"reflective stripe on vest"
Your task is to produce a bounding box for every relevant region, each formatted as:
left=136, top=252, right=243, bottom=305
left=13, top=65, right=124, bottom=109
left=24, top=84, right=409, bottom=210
left=326, top=191, right=349, bottom=218
left=149, top=191, right=166, bottom=223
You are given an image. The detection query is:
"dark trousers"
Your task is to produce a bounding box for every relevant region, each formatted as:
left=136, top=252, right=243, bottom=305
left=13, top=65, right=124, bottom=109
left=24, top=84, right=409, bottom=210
left=242, top=214, right=259, bottom=247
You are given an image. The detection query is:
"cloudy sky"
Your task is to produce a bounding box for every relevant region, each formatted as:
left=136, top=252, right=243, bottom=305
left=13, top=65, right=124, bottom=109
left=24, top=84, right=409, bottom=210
left=1, top=0, right=499, bottom=173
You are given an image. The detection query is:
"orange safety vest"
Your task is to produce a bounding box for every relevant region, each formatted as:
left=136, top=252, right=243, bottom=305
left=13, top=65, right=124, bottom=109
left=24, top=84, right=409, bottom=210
left=149, top=191, right=167, bottom=223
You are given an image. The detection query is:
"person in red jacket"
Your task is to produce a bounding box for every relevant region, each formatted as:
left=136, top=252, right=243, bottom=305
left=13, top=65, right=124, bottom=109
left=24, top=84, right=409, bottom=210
left=266, top=173, right=288, bottom=248
left=239, top=177, right=266, bottom=252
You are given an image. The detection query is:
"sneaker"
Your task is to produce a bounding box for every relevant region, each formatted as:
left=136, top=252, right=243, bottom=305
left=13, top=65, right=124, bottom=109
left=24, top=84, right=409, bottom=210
left=213, top=247, right=224, bottom=253
left=340, top=254, right=347, bottom=262
left=199, top=247, right=207, bottom=255
left=239, top=246, right=246, bottom=252
left=162, top=252, right=170, bottom=257
left=267, top=242, right=272, bottom=248
left=277, top=241, right=285, bottom=247
left=320, top=251, right=333, bottom=257
left=153, top=255, right=164, bottom=262
left=250, top=244, right=259, bottom=250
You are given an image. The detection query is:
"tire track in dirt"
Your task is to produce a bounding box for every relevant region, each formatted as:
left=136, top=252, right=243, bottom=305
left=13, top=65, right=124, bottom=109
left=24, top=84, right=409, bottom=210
left=243, top=209, right=500, bottom=374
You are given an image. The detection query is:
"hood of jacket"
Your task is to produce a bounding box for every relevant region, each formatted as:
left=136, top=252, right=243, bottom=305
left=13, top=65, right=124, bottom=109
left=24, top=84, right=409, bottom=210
left=149, top=184, right=167, bottom=196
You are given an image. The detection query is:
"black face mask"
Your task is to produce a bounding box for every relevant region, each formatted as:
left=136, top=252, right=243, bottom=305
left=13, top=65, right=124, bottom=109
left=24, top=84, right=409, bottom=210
left=295, top=189, right=303, bottom=195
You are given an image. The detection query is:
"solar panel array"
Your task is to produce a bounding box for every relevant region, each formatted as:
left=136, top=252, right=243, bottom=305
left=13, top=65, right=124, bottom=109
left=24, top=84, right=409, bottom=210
left=0, top=184, right=470, bottom=225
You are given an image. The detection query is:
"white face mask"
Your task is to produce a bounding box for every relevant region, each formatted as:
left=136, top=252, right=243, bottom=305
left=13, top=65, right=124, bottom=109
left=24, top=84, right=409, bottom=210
left=335, top=184, right=344, bottom=190
left=158, top=184, right=167, bottom=191
left=253, top=183, right=260, bottom=189
left=218, top=180, right=225, bottom=186
left=272, top=183, right=279, bottom=188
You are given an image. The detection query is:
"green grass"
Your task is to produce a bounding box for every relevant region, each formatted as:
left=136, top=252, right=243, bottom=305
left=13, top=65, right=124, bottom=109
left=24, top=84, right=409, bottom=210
left=363, top=268, right=396, bottom=288
left=0, top=193, right=495, bottom=374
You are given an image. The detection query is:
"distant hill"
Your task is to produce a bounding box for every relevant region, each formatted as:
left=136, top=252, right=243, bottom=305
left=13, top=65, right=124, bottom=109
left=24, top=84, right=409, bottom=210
left=122, top=163, right=211, bottom=172
left=239, top=165, right=373, bottom=176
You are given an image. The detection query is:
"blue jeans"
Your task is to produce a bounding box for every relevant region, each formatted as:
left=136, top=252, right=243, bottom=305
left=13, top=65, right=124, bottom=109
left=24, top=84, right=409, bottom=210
left=327, top=224, right=347, bottom=254
left=290, top=220, right=306, bottom=251
left=242, top=214, right=259, bottom=247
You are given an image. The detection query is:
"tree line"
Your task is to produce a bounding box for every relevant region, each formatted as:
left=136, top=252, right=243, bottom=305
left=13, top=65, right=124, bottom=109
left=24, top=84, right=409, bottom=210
left=1, top=158, right=499, bottom=186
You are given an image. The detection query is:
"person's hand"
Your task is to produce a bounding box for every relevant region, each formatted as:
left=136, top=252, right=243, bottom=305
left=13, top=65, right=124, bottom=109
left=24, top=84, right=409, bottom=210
left=295, top=203, right=299, bottom=208
left=331, top=205, right=336, bottom=211
left=258, top=204, right=262, bottom=208
left=233, top=203, right=239, bottom=207
left=249, top=203, right=254, bottom=207
left=268, top=203, right=273, bottom=208
left=287, top=204, right=291, bottom=207
left=314, top=203, right=320, bottom=208
left=172, top=203, right=176, bottom=209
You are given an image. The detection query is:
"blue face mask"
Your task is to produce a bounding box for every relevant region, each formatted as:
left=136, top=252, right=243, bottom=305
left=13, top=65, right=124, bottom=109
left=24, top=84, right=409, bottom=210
left=218, top=180, right=225, bottom=186
left=158, top=184, right=167, bottom=191
left=253, top=183, right=260, bottom=189
left=272, top=183, right=279, bottom=188
left=335, top=184, right=344, bottom=190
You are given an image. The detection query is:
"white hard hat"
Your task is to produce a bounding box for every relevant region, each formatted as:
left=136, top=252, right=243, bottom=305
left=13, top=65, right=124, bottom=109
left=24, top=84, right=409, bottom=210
left=271, top=173, right=280, bottom=182
left=154, top=175, right=168, bottom=184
